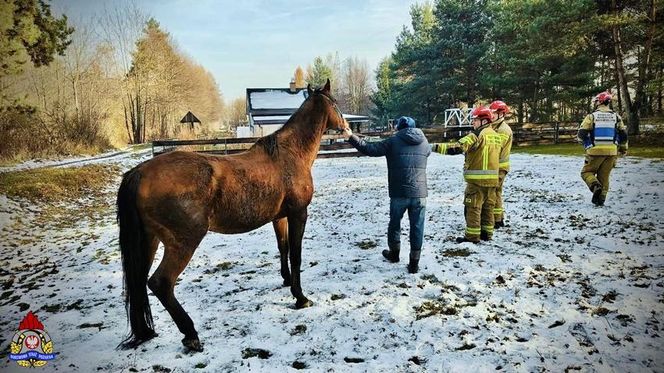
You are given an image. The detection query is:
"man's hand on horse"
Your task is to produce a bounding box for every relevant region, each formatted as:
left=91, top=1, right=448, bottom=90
left=342, top=127, right=353, bottom=140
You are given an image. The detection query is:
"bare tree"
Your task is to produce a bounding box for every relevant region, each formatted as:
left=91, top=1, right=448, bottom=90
left=342, top=56, right=371, bottom=115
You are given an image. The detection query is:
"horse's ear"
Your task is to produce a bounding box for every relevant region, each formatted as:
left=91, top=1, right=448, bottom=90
left=323, top=79, right=331, bottom=93
left=307, top=84, right=312, bottom=96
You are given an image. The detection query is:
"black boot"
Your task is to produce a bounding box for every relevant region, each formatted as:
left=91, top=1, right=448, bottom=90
left=455, top=237, right=478, bottom=244
left=597, top=195, right=605, bottom=206
left=382, top=243, right=400, bottom=263
left=494, top=220, right=505, bottom=229
left=480, top=231, right=491, bottom=241
left=407, top=250, right=420, bottom=274
left=590, top=182, right=603, bottom=206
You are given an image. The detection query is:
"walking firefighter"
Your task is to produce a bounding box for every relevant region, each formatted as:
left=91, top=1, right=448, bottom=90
left=577, top=91, right=628, bottom=206
left=489, top=100, right=513, bottom=228
left=431, top=106, right=502, bottom=243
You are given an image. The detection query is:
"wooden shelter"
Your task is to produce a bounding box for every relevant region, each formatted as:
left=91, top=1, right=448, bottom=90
left=180, top=111, right=201, bottom=130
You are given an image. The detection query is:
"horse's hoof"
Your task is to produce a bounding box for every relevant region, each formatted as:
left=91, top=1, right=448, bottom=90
left=282, top=279, right=291, bottom=287
left=295, top=298, right=313, bottom=309
left=117, top=331, right=157, bottom=350
left=182, top=337, right=203, bottom=352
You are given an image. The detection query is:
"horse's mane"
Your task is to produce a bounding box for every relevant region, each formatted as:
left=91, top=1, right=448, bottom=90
left=254, top=88, right=328, bottom=157
left=255, top=132, right=279, bottom=157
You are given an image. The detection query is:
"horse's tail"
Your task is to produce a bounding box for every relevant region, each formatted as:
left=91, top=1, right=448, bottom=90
left=116, top=168, right=155, bottom=348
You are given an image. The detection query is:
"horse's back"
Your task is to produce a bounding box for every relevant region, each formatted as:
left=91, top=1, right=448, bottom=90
left=137, top=151, right=215, bottom=198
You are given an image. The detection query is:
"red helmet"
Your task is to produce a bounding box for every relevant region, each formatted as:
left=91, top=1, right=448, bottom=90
left=595, top=91, right=612, bottom=105
left=470, top=106, right=494, bottom=121
left=489, top=100, right=509, bottom=114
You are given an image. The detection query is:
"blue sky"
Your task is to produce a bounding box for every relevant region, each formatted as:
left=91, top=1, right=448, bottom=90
left=53, top=0, right=419, bottom=100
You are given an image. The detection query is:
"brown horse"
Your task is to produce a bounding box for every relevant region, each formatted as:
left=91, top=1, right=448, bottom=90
left=116, top=80, right=348, bottom=352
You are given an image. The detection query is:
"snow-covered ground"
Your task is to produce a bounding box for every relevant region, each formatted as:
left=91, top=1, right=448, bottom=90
left=0, top=151, right=663, bottom=372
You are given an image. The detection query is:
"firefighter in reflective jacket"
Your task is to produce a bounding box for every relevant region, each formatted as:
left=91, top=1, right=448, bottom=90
left=431, top=106, right=502, bottom=243
left=577, top=91, right=628, bottom=206
left=489, top=100, right=513, bottom=228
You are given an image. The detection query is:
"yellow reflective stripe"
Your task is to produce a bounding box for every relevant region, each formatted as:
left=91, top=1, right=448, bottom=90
left=459, top=136, right=475, bottom=145
left=499, top=161, right=510, bottom=168
left=464, top=169, right=498, bottom=175
left=593, top=144, right=617, bottom=149
left=466, top=227, right=481, bottom=234
left=486, top=134, right=503, bottom=145
left=482, top=225, right=494, bottom=233
left=433, top=143, right=449, bottom=154
left=493, top=208, right=504, bottom=213
left=464, top=175, right=499, bottom=180
left=482, top=147, right=488, bottom=170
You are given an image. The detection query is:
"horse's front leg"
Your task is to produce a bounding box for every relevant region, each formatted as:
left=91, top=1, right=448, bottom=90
left=287, top=209, right=313, bottom=309
left=272, top=218, right=291, bottom=287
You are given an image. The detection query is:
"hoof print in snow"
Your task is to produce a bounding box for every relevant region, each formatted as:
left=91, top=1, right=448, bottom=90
left=289, top=324, right=307, bottom=336
left=203, top=261, right=234, bottom=274
left=355, top=240, right=377, bottom=250
left=17, top=302, right=30, bottom=311
left=569, top=323, right=598, bottom=355
left=616, top=314, right=635, bottom=326
left=78, top=322, right=104, bottom=331
left=330, top=293, right=346, bottom=301
left=292, top=361, right=307, bottom=369
left=242, top=348, right=272, bottom=359
left=455, top=343, right=476, bottom=351
left=344, top=357, right=364, bottom=363
left=548, top=320, right=565, bottom=328
left=408, top=356, right=426, bottom=365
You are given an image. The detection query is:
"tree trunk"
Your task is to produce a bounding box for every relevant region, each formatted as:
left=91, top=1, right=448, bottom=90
left=611, top=0, right=639, bottom=135
left=635, top=0, right=657, bottom=118
left=658, top=66, right=663, bottom=114
left=123, top=101, right=133, bottom=144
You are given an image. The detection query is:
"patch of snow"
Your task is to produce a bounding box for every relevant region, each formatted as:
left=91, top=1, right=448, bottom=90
left=0, top=152, right=662, bottom=372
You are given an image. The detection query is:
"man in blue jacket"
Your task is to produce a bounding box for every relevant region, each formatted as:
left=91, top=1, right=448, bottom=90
left=342, top=116, right=431, bottom=274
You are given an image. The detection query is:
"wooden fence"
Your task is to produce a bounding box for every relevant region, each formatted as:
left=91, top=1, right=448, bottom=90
left=512, top=122, right=578, bottom=146
left=151, top=122, right=580, bottom=158
left=151, top=132, right=392, bottom=158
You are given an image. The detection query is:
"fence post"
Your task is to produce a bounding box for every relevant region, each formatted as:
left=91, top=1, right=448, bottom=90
left=554, top=122, right=559, bottom=144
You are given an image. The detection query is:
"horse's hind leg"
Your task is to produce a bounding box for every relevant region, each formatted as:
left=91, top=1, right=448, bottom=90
left=288, top=210, right=313, bottom=309
left=148, top=242, right=203, bottom=352
left=272, top=218, right=291, bottom=286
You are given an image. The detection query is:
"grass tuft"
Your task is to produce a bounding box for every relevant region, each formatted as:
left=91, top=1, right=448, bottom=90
left=0, top=164, right=119, bottom=202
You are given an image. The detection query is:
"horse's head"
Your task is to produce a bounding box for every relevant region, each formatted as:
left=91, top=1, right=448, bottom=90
left=307, top=79, right=349, bottom=132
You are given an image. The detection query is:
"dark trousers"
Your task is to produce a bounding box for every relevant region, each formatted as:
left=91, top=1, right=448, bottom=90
left=387, top=197, right=426, bottom=254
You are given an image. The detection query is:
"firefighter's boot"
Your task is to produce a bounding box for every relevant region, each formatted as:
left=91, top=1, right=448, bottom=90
left=590, top=182, right=603, bottom=206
